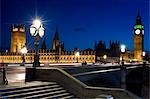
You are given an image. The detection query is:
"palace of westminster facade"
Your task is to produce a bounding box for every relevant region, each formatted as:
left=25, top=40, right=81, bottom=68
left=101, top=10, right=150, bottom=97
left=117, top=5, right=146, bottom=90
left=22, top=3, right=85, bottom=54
left=0, top=13, right=145, bottom=64
left=0, top=25, right=96, bottom=64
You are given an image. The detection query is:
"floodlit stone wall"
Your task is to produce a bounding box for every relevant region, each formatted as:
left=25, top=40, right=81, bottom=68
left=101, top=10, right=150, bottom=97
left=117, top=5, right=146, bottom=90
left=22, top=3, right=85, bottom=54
left=0, top=51, right=95, bottom=63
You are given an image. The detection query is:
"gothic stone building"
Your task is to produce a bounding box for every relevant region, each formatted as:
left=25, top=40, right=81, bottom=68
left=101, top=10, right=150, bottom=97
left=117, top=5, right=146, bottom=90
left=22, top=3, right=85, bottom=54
left=0, top=25, right=95, bottom=64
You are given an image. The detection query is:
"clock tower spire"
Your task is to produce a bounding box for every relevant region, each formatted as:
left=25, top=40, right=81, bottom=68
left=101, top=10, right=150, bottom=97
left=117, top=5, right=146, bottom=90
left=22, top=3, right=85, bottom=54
left=133, top=12, right=144, bottom=61
left=136, top=11, right=142, bottom=25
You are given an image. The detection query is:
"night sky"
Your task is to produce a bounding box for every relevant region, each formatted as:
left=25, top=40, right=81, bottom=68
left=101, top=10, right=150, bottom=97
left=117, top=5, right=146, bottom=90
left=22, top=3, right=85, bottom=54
left=0, top=0, right=149, bottom=51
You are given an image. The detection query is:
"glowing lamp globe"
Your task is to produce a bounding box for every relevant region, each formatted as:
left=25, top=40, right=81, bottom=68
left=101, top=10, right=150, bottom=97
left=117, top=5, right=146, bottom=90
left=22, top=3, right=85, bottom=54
left=120, top=44, right=126, bottom=53
left=33, top=19, right=41, bottom=29
left=142, top=51, right=145, bottom=57
left=30, top=25, right=36, bottom=36
left=103, top=55, right=107, bottom=60
left=39, top=26, right=44, bottom=37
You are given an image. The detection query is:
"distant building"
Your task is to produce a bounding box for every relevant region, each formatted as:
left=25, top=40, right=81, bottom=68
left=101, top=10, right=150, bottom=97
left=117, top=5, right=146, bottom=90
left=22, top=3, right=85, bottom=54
left=95, top=40, right=120, bottom=63
left=109, top=41, right=120, bottom=57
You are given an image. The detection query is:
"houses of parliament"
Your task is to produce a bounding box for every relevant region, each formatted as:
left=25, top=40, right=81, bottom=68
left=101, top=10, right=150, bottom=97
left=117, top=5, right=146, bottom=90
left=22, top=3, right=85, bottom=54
left=0, top=25, right=96, bottom=64
left=0, top=13, right=145, bottom=64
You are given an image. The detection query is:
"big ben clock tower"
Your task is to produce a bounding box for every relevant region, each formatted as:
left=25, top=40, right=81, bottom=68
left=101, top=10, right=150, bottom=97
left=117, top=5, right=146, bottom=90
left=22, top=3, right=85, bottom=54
left=134, top=13, right=144, bottom=61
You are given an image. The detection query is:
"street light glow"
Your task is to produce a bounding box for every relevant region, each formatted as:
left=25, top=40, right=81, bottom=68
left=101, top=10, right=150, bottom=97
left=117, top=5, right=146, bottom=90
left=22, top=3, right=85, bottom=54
left=30, top=25, right=36, bottom=36
left=30, top=19, right=44, bottom=38
left=120, top=44, right=126, bottom=53
left=33, top=19, right=41, bottom=29
left=20, top=47, right=27, bottom=54
left=103, top=55, right=107, bottom=60
left=39, top=25, right=44, bottom=37
left=75, top=52, right=80, bottom=57
left=142, top=51, right=145, bottom=57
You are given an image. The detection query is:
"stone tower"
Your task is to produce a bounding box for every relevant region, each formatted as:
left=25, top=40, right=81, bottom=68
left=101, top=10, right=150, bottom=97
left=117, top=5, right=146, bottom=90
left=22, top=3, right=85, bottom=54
left=11, top=24, right=26, bottom=52
left=133, top=13, right=144, bottom=61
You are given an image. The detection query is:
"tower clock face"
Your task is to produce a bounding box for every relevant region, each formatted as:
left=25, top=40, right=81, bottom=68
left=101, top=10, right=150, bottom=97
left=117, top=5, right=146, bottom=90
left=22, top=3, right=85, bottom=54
left=135, top=29, right=140, bottom=35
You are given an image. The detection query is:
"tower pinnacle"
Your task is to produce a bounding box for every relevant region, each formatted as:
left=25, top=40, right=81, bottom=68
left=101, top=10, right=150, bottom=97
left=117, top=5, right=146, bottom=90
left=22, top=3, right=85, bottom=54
left=136, top=11, right=142, bottom=25
left=53, top=26, right=59, bottom=40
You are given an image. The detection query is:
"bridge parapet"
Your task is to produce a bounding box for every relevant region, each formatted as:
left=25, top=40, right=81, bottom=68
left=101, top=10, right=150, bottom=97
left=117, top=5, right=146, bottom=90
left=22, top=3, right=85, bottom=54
left=25, top=67, right=140, bottom=98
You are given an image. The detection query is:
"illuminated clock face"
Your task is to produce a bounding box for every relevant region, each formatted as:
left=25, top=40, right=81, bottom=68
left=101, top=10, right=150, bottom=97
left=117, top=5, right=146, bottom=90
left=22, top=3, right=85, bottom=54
left=135, top=29, right=140, bottom=35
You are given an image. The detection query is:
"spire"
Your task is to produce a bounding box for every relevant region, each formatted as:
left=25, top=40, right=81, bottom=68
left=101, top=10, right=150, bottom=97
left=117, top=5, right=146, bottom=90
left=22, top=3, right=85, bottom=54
left=53, top=26, right=59, bottom=40
left=136, top=10, right=142, bottom=24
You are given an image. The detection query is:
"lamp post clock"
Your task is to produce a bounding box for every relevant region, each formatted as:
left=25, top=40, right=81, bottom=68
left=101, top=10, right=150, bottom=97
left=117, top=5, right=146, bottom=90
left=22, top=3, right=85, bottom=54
left=134, top=13, right=144, bottom=61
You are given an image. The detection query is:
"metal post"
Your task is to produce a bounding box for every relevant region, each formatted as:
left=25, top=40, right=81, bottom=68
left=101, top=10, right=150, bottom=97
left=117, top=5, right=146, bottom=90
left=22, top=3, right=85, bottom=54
left=121, top=55, right=126, bottom=89
left=142, top=61, right=146, bottom=83
left=77, top=57, right=78, bottom=63
left=23, top=54, right=25, bottom=64
left=2, top=67, right=5, bottom=84
left=21, top=54, right=25, bottom=66
left=142, top=61, right=148, bottom=98
left=32, top=43, right=38, bottom=81
left=3, top=65, right=8, bottom=85
left=33, top=39, right=40, bottom=67
left=121, top=55, right=124, bottom=65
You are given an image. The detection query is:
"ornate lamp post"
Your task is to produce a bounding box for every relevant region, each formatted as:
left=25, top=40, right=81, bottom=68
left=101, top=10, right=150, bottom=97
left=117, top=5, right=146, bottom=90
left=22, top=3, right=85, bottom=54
left=75, top=51, right=80, bottom=63
left=142, top=51, right=146, bottom=62
left=142, top=51, right=146, bottom=67
left=120, top=44, right=126, bottom=89
left=30, top=19, right=44, bottom=67
left=20, top=46, right=27, bottom=66
left=120, top=44, right=126, bottom=65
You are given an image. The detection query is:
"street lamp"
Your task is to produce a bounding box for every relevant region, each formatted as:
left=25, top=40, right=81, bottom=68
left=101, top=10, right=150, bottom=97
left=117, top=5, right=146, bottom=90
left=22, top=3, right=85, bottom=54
left=30, top=19, right=44, bottom=67
left=120, top=44, right=126, bottom=89
left=120, top=44, right=126, bottom=65
left=103, top=55, right=107, bottom=64
left=142, top=51, right=145, bottom=59
left=20, top=47, right=27, bottom=66
left=142, top=51, right=146, bottom=64
left=75, top=51, right=80, bottom=63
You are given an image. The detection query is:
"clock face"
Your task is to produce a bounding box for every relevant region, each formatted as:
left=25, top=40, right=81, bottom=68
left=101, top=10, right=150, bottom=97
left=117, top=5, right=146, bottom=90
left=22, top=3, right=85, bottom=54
left=135, top=29, right=140, bottom=35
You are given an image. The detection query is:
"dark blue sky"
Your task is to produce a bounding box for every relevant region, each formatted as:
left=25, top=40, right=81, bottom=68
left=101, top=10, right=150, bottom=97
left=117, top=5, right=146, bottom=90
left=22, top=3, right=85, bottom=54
left=0, top=0, right=149, bottom=51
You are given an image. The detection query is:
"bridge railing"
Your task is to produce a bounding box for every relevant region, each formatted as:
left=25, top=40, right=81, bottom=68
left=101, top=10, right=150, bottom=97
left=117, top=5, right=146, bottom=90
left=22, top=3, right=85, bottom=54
left=25, top=67, right=140, bottom=98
